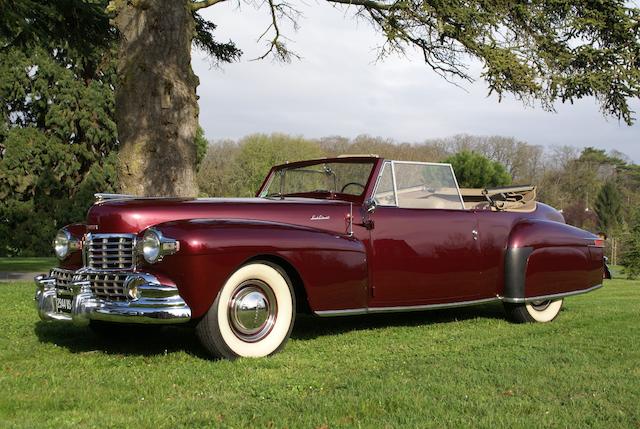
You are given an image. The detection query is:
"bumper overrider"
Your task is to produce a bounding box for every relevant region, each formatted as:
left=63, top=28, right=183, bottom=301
left=34, top=272, right=191, bottom=325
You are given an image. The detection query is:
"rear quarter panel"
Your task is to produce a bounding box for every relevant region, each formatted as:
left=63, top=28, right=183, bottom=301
left=504, top=218, right=603, bottom=300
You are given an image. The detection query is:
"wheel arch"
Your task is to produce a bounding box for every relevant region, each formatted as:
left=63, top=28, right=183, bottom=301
left=243, top=254, right=311, bottom=314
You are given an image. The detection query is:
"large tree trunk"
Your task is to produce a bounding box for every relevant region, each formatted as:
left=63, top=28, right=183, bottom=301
left=113, top=0, right=199, bottom=197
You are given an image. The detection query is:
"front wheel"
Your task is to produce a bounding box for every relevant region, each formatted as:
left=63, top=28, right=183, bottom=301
left=504, top=299, right=563, bottom=323
left=196, top=262, right=296, bottom=359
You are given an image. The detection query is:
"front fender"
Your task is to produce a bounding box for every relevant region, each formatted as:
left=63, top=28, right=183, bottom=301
left=503, top=219, right=603, bottom=302
left=142, top=219, right=368, bottom=318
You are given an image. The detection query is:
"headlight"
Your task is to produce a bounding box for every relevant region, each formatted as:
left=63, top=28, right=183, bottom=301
left=140, top=228, right=180, bottom=264
left=142, top=230, right=161, bottom=264
left=53, top=229, right=71, bottom=260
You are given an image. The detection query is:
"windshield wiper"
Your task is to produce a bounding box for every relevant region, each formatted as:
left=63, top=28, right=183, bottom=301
left=264, top=192, right=286, bottom=199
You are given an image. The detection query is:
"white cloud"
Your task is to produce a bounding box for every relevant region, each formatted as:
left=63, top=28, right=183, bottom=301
left=194, top=2, right=640, bottom=161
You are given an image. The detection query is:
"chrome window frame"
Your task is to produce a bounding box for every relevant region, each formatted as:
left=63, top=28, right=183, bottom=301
left=371, top=160, right=465, bottom=210
left=371, top=161, right=398, bottom=207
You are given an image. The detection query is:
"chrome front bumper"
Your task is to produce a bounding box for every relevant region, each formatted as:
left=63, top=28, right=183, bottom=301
left=34, top=273, right=191, bottom=326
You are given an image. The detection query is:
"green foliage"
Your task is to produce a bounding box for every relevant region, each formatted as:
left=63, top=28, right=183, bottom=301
left=622, top=208, right=640, bottom=279
left=194, top=126, right=208, bottom=169
left=213, top=134, right=324, bottom=197
left=536, top=145, right=640, bottom=231
left=0, top=127, right=118, bottom=256
left=444, top=151, right=512, bottom=188
left=0, top=2, right=118, bottom=256
left=594, top=181, right=623, bottom=234
left=0, top=0, right=115, bottom=57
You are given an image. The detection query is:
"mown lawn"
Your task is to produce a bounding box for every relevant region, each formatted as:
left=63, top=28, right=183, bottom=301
left=0, top=279, right=638, bottom=428
left=0, top=257, right=57, bottom=273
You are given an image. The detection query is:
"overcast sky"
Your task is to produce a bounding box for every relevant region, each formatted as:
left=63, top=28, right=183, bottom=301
left=194, top=2, right=640, bottom=162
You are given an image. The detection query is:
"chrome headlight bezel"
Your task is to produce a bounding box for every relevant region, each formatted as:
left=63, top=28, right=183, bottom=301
left=53, top=229, right=71, bottom=260
left=141, top=228, right=180, bottom=264
left=53, top=228, right=83, bottom=260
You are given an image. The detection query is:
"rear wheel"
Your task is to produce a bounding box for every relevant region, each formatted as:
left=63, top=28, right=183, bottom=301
left=196, top=261, right=295, bottom=359
left=504, top=299, right=563, bottom=323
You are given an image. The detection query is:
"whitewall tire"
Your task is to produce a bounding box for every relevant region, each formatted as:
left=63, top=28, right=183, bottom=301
left=196, top=262, right=296, bottom=359
left=504, top=299, right=563, bottom=323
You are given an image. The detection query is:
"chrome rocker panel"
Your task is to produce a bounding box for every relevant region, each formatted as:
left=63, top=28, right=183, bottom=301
left=34, top=273, right=191, bottom=326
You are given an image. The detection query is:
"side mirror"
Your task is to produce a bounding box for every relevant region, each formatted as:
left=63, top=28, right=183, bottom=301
left=364, top=198, right=377, bottom=214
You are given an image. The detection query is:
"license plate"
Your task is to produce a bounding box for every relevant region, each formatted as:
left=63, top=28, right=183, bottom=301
left=56, top=297, right=72, bottom=313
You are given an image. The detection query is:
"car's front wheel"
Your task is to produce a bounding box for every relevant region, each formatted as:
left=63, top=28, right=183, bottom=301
left=196, top=261, right=295, bottom=359
left=504, top=299, right=563, bottom=323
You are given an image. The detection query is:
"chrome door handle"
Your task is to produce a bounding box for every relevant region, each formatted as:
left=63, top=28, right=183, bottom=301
left=472, top=229, right=479, bottom=240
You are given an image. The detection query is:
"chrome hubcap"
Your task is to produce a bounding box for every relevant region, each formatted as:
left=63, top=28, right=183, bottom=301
left=228, top=280, right=277, bottom=342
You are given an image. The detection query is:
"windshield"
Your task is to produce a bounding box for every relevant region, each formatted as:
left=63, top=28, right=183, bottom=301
left=260, top=161, right=376, bottom=199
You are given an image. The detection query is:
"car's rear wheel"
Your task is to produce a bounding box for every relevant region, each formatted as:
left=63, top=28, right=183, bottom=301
left=504, top=299, right=563, bottom=323
left=196, top=261, right=295, bottom=359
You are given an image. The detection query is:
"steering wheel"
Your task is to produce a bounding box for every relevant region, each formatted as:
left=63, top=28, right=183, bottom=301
left=340, top=182, right=366, bottom=193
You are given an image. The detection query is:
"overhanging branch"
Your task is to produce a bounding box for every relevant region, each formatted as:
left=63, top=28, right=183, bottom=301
left=191, top=0, right=228, bottom=11
left=325, top=0, right=401, bottom=11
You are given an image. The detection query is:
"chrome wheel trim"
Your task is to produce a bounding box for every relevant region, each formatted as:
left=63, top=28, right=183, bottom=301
left=530, top=300, right=552, bottom=311
left=228, top=280, right=277, bottom=343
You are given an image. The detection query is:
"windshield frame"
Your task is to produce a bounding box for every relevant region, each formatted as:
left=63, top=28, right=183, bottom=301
left=256, top=157, right=382, bottom=203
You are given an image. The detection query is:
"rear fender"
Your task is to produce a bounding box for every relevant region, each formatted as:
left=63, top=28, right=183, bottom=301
left=141, top=219, right=368, bottom=318
left=503, top=219, right=603, bottom=302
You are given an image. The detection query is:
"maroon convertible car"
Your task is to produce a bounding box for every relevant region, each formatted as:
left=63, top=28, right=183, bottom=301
left=35, top=156, right=605, bottom=359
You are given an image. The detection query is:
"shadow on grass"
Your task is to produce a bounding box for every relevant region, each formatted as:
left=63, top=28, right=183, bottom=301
left=291, top=302, right=507, bottom=340
left=34, top=322, right=210, bottom=359
left=34, top=303, right=507, bottom=357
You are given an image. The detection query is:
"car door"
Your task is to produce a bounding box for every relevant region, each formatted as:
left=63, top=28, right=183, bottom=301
left=366, top=161, right=489, bottom=307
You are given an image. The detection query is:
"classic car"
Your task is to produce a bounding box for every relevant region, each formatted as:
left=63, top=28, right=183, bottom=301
left=35, top=156, right=605, bottom=359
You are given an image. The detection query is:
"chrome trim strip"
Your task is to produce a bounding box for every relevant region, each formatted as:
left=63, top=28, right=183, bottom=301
left=370, top=161, right=396, bottom=207
left=501, top=284, right=603, bottom=303
left=315, top=297, right=500, bottom=317
left=448, top=163, right=467, bottom=209
left=390, top=161, right=399, bottom=206
left=315, top=308, right=369, bottom=317
left=315, top=285, right=603, bottom=317
left=94, top=193, right=136, bottom=203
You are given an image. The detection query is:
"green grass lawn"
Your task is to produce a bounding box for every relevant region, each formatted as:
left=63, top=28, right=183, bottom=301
left=0, top=279, right=638, bottom=428
left=0, top=257, right=57, bottom=273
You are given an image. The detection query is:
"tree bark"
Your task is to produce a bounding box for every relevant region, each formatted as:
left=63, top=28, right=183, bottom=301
left=113, top=0, right=199, bottom=197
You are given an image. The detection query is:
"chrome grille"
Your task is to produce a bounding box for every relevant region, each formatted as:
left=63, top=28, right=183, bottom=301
left=51, top=268, right=74, bottom=294
left=51, top=269, right=130, bottom=302
left=87, top=234, right=136, bottom=270
left=84, top=272, right=128, bottom=302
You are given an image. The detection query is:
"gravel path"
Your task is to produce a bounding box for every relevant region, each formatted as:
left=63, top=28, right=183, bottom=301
left=0, top=272, right=40, bottom=282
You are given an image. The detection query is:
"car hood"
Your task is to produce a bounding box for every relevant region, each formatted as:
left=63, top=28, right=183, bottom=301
left=86, top=197, right=354, bottom=235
